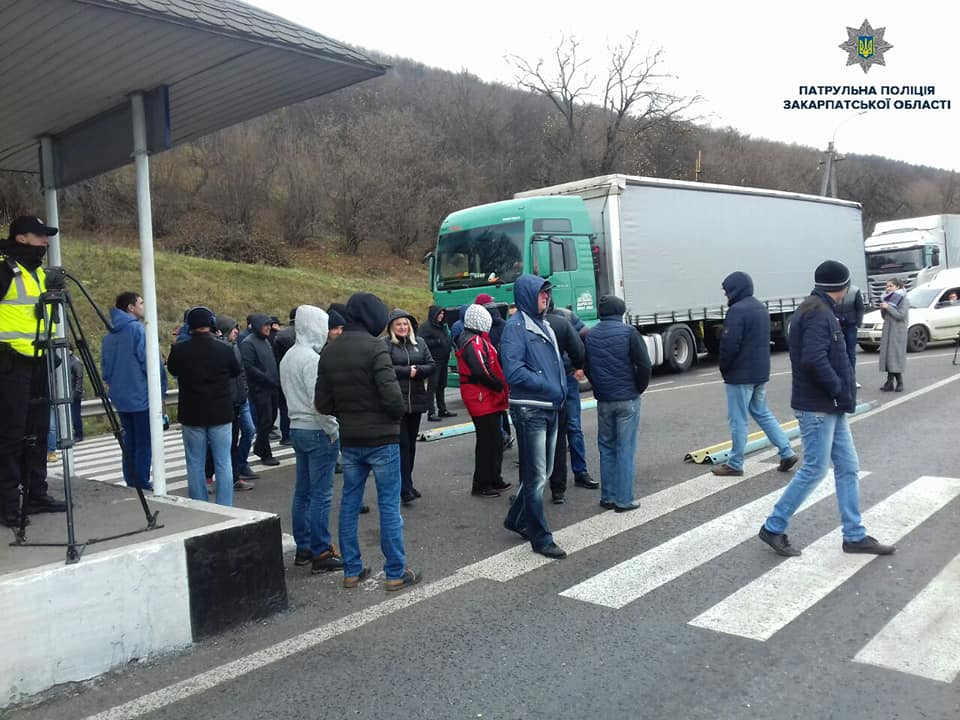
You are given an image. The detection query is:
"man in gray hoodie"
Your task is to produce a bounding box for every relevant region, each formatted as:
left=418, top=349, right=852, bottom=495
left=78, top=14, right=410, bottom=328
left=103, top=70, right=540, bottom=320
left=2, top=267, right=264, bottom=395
left=280, top=305, right=344, bottom=575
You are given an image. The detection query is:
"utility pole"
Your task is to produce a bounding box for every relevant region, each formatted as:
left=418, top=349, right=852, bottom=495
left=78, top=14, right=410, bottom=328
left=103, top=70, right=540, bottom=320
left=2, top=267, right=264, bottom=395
left=819, top=111, right=867, bottom=198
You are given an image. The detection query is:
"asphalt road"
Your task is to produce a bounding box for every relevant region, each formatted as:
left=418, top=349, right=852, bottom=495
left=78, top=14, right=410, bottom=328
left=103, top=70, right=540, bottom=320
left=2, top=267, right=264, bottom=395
left=9, top=347, right=960, bottom=720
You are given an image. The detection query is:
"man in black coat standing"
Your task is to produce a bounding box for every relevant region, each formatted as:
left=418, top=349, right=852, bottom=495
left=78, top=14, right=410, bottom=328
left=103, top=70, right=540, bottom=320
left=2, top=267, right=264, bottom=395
left=240, top=313, right=281, bottom=466
left=420, top=305, right=456, bottom=422
left=167, top=306, right=242, bottom=506
left=713, top=271, right=798, bottom=477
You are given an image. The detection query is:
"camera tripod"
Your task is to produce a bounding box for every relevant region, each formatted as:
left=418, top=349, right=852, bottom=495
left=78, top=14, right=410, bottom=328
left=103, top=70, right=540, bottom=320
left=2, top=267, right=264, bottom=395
left=954, top=329, right=960, bottom=366
left=11, top=267, right=161, bottom=563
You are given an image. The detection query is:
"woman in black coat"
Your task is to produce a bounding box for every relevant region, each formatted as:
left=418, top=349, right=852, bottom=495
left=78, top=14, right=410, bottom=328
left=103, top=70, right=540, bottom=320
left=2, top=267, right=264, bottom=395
left=384, top=309, right=435, bottom=504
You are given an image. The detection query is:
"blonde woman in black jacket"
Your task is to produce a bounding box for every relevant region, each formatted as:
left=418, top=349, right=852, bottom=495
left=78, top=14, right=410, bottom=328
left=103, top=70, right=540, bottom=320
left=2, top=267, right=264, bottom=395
left=384, top=309, right=435, bottom=504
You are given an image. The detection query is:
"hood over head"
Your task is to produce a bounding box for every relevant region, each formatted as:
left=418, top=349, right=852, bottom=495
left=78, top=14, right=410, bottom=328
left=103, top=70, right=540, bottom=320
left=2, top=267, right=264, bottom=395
left=387, top=308, right=419, bottom=341
left=722, top=271, right=754, bottom=306
left=513, top=274, right=553, bottom=319
left=464, top=304, right=492, bottom=334
left=249, top=312, right=272, bottom=337
left=427, top=304, right=445, bottom=325
left=598, top=295, right=627, bottom=319
left=215, top=314, right=238, bottom=337
left=293, top=305, right=328, bottom=353
left=345, top=292, right=389, bottom=337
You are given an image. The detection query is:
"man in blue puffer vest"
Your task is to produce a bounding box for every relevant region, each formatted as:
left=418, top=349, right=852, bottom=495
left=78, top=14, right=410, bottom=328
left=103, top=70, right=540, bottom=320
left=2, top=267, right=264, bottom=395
left=712, top=271, right=798, bottom=477
left=500, top=275, right=568, bottom=559
left=584, top=295, right=651, bottom=512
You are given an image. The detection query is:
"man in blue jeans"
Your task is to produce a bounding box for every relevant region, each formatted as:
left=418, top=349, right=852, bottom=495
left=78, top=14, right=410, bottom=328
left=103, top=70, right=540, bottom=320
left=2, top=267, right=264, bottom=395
left=280, top=305, right=344, bottom=575
left=315, top=292, right=421, bottom=591
left=501, top=275, right=568, bottom=559
left=584, top=295, right=651, bottom=511
left=713, top=271, right=798, bottom=477
left=101, top=292, right=168, bottom=490
left=760, top=260, right=895, bottom=557
left=166, top=306, right=241, bottom=507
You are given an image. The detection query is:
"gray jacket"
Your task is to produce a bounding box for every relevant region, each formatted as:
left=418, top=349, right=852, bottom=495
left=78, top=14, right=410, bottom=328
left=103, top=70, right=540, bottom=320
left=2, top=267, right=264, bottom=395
left=879, top=291, right=909, bottom=373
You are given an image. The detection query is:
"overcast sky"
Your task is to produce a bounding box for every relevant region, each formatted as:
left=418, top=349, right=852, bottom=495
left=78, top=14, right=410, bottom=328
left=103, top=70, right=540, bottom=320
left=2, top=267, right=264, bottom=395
left=253, top=0, right=959, bottom=173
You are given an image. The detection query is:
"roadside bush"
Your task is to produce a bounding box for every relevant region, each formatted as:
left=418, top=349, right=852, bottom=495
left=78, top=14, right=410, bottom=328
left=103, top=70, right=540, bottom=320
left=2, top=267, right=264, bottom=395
left=166, top=215, right=289, bottom=267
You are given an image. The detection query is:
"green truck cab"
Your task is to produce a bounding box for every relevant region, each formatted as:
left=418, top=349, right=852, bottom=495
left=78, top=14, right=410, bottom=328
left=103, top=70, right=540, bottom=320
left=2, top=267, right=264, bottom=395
left=429, top=196, right=599, bottom=323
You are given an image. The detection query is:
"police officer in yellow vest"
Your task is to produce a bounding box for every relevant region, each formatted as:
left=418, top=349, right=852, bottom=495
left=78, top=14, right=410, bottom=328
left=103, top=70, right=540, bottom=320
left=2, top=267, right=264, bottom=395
left=0, top=216, right=68, bottom=527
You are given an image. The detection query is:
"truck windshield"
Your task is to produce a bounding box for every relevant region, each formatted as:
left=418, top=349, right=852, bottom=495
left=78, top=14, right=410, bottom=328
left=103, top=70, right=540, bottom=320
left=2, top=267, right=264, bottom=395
left=436, top=221, right=524, bottom=290
left=866, top=248, right=924, bottom=273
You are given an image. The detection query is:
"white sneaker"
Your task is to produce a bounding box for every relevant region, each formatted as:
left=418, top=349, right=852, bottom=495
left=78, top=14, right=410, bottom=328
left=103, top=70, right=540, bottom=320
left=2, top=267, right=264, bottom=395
left=856, top=382, right=862, bottom=389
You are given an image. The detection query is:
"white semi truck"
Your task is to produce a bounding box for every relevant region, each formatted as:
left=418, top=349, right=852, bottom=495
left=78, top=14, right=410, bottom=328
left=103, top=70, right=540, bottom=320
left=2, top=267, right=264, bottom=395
left=513, top=174, right=867, bottom=371
left=864, top=214, right=960, bottom=306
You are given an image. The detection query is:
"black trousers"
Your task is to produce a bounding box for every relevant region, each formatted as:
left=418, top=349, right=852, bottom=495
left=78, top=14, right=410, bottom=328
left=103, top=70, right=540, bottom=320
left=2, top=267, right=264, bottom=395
left=0, top=347, right=51, bottom=513
left=472, top=412, right=504, bottom=492
left=399, top=412, right=422, bottom=498
left=549, top=403, right=569, bottom=496
left=427, top=363, right=450, bottom=415
left=206, top=406, right=242, bottom=482
left=250, top=386, right=279, bottom=459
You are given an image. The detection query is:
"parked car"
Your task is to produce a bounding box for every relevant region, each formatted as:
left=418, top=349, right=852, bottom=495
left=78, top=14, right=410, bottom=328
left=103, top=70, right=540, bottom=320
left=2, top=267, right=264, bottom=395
left=858, top=270, right=960, bottom=352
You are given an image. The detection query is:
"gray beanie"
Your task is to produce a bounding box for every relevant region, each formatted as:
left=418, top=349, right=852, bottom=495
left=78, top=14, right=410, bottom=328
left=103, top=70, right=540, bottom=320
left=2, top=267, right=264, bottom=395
left=464, top=304, right=492, bottom=334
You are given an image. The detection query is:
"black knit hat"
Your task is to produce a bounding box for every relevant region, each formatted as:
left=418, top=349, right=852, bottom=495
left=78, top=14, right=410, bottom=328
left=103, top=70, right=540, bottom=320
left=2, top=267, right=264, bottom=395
left=814, top=260, right=850, bottom=291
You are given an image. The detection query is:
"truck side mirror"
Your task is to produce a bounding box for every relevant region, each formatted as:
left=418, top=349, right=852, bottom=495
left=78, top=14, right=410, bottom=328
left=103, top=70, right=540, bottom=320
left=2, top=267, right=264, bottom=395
left=422, top=251, right=436, bottom=291
left=532, top=240, right=553, bottom=278
left=932, top=248, right=941, bottom=266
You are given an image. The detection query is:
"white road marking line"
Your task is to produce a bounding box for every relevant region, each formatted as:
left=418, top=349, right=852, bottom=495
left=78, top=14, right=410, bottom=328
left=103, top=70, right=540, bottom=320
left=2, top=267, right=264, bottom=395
left=83, top=572, right=475, bottom=720
left=689, top=476, right=960, bottom=641
left=460, top=458, right=777, bottom=582
left=853, top=550, right=960, bottom=683
left=559, top=472, right=862, bottom=609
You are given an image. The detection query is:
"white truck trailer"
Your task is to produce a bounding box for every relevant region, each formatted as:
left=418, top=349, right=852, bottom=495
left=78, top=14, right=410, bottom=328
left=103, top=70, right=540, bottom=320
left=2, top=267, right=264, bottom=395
left=515, top=174, right=867, bottom=372
left=864, top=214, right=960, bottom=306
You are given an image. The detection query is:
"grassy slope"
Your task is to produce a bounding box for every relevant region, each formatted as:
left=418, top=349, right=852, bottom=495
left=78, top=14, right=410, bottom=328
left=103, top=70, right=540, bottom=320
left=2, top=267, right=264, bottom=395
left=60, top=236, right=432, bottom=350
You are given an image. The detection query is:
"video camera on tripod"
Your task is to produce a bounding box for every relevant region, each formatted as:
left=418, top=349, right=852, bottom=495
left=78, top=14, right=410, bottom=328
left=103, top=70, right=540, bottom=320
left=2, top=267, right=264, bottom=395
left=10, top=266, right=162, bottom=563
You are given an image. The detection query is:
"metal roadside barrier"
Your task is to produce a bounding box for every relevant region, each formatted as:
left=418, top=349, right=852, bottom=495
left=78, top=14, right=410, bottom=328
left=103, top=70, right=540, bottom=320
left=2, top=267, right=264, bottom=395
left=419, top=397, right=599, bottom=441
left=683, top=400, right=879, bottom=465
left=79, top=390, right=178, bottom=418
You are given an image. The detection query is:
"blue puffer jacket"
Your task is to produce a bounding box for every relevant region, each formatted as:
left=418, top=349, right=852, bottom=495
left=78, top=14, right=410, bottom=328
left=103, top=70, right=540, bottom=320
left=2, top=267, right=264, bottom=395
left=719, top=272, right=771, bottom=385
left=584, top=296, right=651, bottom=401
left=101, top=307, right=168, bottom=413
left=789, top=289, right=856, bottom=414
left=499, top=275, right=566, bottom=410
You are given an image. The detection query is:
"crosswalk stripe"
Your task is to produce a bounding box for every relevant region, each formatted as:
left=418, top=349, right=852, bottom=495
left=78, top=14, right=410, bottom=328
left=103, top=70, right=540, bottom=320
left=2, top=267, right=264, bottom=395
left=559, top=471, right=865, bottom=609
left=853, top=550, right=960, bottom=683
left=460, top=458, right=780, bottom=582
left=688, top=475, right=960, bottom=641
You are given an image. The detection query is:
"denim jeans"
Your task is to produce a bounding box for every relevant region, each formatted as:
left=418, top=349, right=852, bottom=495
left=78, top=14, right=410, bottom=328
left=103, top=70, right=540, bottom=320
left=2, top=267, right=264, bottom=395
left=119, top=410, right=153, bottom=489
left=235, top=400, right=255, bottom=471
left=182, top=423, right=233, bottom=506
left=504, top=405, right=558, bottom=551
left=339, top=443, right=406, bottom=580
left=290, top=428, right=339, bottom=556
left=725, top=383, right=796, bottom=471
left=764, top=411, right=866, bottom=542
left=597, top=398, right=641, bottom=506
left=565, top=374, right=587, bottom=475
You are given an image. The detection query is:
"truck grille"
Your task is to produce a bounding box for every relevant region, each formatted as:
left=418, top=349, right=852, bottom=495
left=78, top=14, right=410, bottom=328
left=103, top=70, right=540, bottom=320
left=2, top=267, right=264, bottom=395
left=868, top=273, right=918, bottom=307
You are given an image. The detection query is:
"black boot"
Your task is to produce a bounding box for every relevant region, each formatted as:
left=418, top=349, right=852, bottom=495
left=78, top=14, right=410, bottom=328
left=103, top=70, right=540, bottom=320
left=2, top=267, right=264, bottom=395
left=880, top=374, right=894, bottom=392
left=894, top=373, right=903, bottom=392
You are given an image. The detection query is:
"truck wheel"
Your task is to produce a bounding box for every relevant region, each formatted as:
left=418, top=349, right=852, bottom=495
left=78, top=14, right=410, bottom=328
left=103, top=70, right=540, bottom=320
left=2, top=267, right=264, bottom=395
left=772, top=313, right=793, bottom=352
left=664, top=325, right=695, bottom=373
left=703, top=328, right=721, bottom=357
left=907, top=325, right=929, bottom=353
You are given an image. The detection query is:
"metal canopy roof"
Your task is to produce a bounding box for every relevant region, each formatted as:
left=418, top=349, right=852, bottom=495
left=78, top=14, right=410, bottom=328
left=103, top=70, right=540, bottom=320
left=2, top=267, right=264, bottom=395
left=0, top=0, right=387, bottom=176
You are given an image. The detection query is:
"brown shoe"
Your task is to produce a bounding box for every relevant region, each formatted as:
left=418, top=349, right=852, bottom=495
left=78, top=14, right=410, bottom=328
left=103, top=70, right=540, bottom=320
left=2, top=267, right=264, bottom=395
left=384, top=568, right=422, bottom=592
left=311, top=546, right=344, bottom=574
left=343, top=567, right=371, bottom=588
left=711, top=463, right=744, bottom=477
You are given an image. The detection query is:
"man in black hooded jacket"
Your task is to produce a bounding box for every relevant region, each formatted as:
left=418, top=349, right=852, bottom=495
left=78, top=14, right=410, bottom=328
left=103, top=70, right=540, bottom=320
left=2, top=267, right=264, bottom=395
left=240, top=313, right=280, bottom=466
left=420, top=305, right=455, bottom=421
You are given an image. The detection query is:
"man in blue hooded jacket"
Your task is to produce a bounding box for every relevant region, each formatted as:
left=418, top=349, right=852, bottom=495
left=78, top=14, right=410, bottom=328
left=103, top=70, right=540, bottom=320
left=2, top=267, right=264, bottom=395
left=101, top=291, right=168, bottom=490
left=713, top=271, right=798, bottom=477
left=501, top=274, right=568, bottom=559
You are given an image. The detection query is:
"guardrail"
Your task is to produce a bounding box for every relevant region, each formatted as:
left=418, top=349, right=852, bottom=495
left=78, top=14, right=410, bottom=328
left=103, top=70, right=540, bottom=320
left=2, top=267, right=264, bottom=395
left=79, top=390, right=178, bottom=418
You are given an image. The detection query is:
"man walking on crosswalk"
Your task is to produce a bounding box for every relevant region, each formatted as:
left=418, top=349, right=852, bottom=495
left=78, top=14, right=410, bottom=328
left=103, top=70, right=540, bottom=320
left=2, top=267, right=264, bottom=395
left=759, top=260, right=895, bottom=557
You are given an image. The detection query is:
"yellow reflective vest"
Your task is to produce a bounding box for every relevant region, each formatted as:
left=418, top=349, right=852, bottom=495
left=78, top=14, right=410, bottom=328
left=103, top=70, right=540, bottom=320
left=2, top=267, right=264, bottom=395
left=0, top=258, right=49, bottom=357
